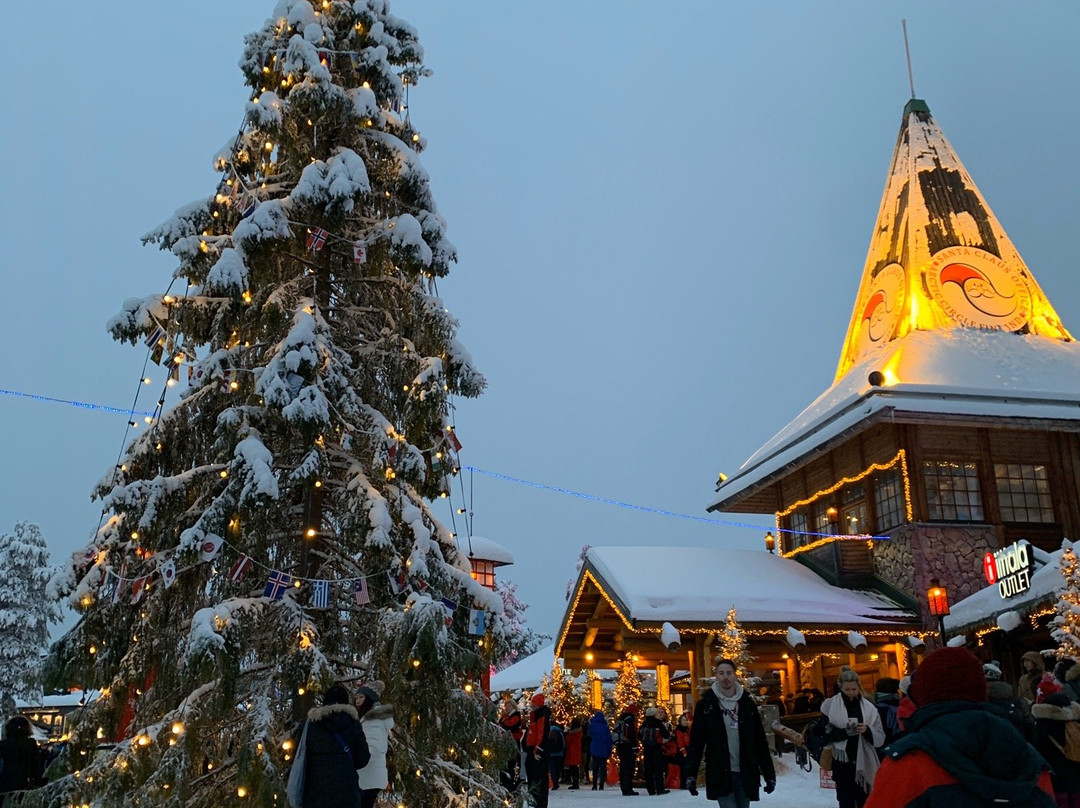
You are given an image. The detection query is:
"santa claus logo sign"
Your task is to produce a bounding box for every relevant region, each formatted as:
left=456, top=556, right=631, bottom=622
left=926, top=246, right=1031, bottom=332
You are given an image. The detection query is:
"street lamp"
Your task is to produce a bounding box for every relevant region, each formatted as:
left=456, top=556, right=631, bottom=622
left=927, top=578, right=950, bottom=645
left=764, top=531, right=776, bottom=554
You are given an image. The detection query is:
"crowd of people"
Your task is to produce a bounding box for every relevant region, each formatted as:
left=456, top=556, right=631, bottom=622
left=498, top=692, right=697, bottom=805
left=496, top=647, right=1080, bottom=808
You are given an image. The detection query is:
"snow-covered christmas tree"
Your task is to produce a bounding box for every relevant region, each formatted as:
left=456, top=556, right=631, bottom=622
left=0, top=522, right=61, bottom=715
left=1053, top=540, right=1080, bottom=655
left=40, top=3, right=520, bottom=807
left=716, top=607, right=759, bottom=691
left=546, top=659, right=586, bottom=727
left=613, top=653, right=642, bottom=716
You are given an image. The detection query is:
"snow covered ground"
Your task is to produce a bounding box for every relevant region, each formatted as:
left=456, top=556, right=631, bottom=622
left=547, top=758, right=837, bottom=807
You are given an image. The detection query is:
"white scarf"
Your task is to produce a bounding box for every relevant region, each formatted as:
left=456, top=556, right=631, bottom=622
left=820, top=694, right=882, bottom=792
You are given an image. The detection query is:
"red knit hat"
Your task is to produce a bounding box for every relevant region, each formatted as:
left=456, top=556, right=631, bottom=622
left=1037, top=672, right=1063, bottom=704
left=627, top=703, right=638, bottom=713
left=909, top=647, right=987, bottom=706
left=530, top=693, right=545, bottom=707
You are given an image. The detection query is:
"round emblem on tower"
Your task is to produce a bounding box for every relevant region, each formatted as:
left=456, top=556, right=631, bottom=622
left=853, top=262, right=906, bottom=361
left=926, top=246, right=1032, bottom=331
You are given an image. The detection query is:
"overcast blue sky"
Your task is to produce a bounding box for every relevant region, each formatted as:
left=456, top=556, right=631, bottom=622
left=2, top=2, right=1078, bottom=639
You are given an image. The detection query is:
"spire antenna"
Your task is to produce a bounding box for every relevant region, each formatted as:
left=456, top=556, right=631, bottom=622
left=902, top=19, right=916, bottom=98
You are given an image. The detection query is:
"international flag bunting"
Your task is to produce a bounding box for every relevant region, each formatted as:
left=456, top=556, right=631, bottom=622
left=441, top=597, right=456, bottom=627
left=221, top=368, right=237, bottom=392
left=352, top=241, right=366, bottom=264
left=131, top=576, right=149, bottom=605
left=447, top=428, right=462, bottom=452
left=306, top=228, right=329, bottom=251
left=241, top=199, right=257, bottom=219
left=317, top=50, right=333, bottom=67
left=229, top=554, right=253, bottom=582
left=264, top=571, right=292, bottom=601
left=387, top=570, right=406, bottom=595
left=310, top=579, right=331, bottom=609
left=168, top=363, right=180, bottom=383
left=160, top=560, right=177, bottom=589
left=144, top=323, right=166, bottom=349
left=353, top=577, right=371, bottom=605
left=468, top=608, right=485, bottom=636
left=199, top=535, right=224, bottom=561
left=150, top=343, right=165, bottom=365
left=101, top=570, right=118, bottom=603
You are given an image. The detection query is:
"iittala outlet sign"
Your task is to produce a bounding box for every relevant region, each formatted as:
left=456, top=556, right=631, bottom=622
left=983, top=541, right=1034, bottom=599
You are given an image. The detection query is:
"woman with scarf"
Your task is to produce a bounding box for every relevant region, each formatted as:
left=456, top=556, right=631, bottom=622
left=820, top=668, right=884, bottom=808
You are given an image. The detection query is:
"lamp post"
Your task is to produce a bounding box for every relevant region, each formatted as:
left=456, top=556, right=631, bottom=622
left=926, top=578, right=950, bottom=646
left=765, top=531, right=776, bottom=554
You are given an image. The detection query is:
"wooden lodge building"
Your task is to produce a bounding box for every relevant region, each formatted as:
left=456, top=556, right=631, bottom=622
left=559, top=98, right=1080, bottom=708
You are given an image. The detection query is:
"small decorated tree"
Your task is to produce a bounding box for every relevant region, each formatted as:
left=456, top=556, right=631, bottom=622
left=1053, top=540, right=1080, bottom=655
left=547, top=659, right=587, bottom=727
left=716, top=607, right=760, bottom=695
left=613, top=652, right=642, bottom=716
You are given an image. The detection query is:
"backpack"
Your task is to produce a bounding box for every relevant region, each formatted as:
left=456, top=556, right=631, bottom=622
left=641, top=725, right=660, bottom=748
left=1052, top=721, right=1080, bottom=762
left=803, top=716, right=832, bottom=764
left=612, top=717, right=628, bottom=745
left=548, top=726, right=565, bottom=756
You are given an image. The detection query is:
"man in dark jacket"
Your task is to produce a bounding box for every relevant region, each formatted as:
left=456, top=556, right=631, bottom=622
left=640, top=707, right=671, bottom=795
left=523, top=693, right=551, bottom=808
left=684, top=659, right=776, bottom=806
left=302, top=683, right=371, bottom=808
left=865, top=647, right=1054, bottom=808
left=614, top=702, right=640, bottom=795
left=0, top=715, right=44, bottom=797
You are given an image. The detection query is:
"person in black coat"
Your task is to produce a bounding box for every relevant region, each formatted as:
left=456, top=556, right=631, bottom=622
left=684, top=659, right=776, bottom=805
left=614, top=702, right=640, bottom=795
left=0, top=715, right=44, bottom=798
left=301, top=684, right=371, bottom=808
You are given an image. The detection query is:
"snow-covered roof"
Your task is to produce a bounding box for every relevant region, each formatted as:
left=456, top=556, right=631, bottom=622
left=16, top=690, right=92, bottom=709
left=457, top=535, right=514, bottom=566
left=489, top=643, right=554, bottom=692
left=584, top=546, right=915, bottom=626
left=710, top=329, right=1080, bottom=511
left=943, top=547, right=1064, bottom=634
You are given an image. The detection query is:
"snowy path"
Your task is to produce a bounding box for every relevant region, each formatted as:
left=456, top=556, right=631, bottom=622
left=548, top=759, right=837, bottom=807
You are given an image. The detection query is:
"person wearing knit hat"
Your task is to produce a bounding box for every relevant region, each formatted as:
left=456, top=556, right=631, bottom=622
left=522, top=693, right=552, bottom=807
left=864, top=648, right=1055, bottom=808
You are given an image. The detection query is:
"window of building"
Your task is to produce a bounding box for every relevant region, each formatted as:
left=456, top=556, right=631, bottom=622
left=923, top=461, right=984, bottom=522
left=873, top=469, right=906, bottom=532
left=813, top=503, right=834, bottom=537
left=789, top=512, right=809, bottom=548
left=995, top=463, right=1054, bottom=523
left=840, top=484, right=867, bottom=535
left=470, top=559, right=495, bottom=588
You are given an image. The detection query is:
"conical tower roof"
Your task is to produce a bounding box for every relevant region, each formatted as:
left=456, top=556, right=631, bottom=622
left=835, top=99, right=1072, bottom=381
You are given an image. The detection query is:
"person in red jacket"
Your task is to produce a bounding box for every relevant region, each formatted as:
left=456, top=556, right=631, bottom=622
left=498, top=697, right=524, bottom=792
left=563, top=717, right=583, bottom=789
left=674, top=713, right=692, bottom=788
left=865, top=647, right=1055, bottom=808
left=523, top=693, right=552, bottom=808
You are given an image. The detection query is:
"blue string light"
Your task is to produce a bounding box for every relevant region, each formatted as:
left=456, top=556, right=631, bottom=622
left=0, top=387, right=155, bottom=418
left=0, top=384, right=888, bottom=542
left=461, top=465, right=889, bottom=541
